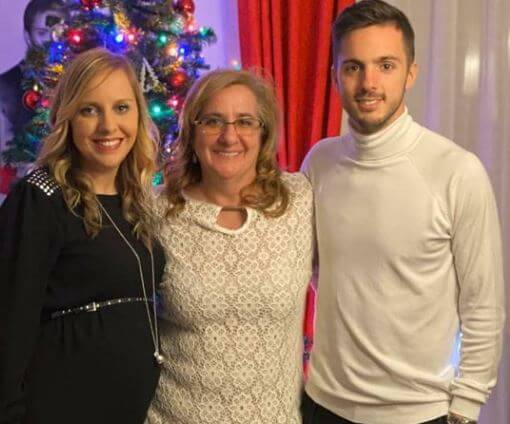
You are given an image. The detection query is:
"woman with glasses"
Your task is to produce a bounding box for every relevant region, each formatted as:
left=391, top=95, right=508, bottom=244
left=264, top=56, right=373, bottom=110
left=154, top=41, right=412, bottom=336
left=147, top=69, right=314, bottom=423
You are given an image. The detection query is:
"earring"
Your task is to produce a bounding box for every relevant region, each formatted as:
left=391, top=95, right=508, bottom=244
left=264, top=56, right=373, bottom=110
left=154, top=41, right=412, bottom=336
left=191, top=152, right=197, bottom=164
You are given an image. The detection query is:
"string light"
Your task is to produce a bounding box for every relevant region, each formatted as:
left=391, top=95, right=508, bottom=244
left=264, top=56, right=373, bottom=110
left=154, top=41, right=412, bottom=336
left=151, top=104, right=162, bottom=116
left=166, top=43, right=179, bottom=57
left=231, top=59, right=241, bottom=70
left=158, top=33, right=168, bottom=45
left=126, top=32, right=136, bottom=43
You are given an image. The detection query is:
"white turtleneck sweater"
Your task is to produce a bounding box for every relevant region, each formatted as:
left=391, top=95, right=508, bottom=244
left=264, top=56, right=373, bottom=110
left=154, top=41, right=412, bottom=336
left=301, top=111, right=505, bottom=424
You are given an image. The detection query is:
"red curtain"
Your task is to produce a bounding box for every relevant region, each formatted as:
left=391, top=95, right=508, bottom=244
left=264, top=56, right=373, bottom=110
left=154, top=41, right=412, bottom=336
left=237, top=0, right=355, bottom=172
left=0, top=165, right=16, bottom=195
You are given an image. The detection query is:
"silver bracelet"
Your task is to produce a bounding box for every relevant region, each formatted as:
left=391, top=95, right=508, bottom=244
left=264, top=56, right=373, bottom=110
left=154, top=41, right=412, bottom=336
left=447, top=413, right=477, bottom=424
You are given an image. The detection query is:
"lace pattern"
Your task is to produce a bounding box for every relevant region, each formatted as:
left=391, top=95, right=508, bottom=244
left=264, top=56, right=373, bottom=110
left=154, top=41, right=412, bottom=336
left=147, top=173, right=314, bottom=424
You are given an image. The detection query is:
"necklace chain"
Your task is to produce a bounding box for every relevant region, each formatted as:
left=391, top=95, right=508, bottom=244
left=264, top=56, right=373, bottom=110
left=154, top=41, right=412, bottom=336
left=97, top=200, right=164, bottom=365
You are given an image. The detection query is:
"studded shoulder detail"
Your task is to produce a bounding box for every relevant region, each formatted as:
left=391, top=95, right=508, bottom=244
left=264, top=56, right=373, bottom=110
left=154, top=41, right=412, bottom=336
left=27, top=168, right=61, bottom=196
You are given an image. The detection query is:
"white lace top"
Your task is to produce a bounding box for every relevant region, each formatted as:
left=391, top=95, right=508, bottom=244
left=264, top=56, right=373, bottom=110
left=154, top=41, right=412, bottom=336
left=147, top=172, right=313, bottom=424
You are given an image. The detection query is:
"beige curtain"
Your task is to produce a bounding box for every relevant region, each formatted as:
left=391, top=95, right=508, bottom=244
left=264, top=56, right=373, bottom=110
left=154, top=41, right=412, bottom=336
left=382, top=1, right=509, bottom=422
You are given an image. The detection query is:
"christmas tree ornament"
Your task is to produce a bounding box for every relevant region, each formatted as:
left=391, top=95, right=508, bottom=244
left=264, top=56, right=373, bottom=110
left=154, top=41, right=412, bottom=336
left=47, top=63, right=64, bottom=74
left=67, top=29, right=84, bottom=46
left=22, top=90, right=41, bottom=110
left=169, top=69, right=187, bottom=88
left=173, top=0, right=195, bottom=14
left=139, top=57, right=161, bottom=93
left=80, top=0, right=103, bottom=10
left=113, top=9, right=131, bottom=31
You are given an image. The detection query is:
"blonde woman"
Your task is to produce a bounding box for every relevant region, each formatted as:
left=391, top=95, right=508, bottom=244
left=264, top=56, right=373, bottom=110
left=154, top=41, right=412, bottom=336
left=0, top=48, right=164, bottom=423
left=148, top=70, right=314, bottom=423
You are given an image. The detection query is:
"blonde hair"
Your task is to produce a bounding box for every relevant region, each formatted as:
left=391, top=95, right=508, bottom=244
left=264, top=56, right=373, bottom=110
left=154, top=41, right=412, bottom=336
left=37, top=47, right=159, bottom=245
left=164, top=69, right=289, bottom=217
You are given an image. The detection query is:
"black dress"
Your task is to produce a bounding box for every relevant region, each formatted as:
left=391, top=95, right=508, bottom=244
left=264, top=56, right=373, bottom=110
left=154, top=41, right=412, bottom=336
left=0, top=168, right=165, bottom=424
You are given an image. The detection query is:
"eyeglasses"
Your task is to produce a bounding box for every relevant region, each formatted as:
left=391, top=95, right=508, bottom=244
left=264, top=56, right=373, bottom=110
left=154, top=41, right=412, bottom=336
left=193, top=116, right=263, bottom=136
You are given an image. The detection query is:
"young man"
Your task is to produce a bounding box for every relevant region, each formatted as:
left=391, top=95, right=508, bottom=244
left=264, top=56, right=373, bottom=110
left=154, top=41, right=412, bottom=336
left=301, top=1, right=505, bottom=424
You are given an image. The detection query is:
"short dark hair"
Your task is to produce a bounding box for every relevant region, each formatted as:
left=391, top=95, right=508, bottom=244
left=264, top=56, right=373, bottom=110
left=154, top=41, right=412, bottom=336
left=23, top=0, right=64, bottom=32
left=332, top=0, right=415, bottom=66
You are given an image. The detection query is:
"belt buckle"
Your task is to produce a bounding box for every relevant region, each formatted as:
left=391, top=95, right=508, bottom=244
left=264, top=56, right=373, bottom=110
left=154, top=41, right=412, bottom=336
left=86, top=302, right=98, bottom=312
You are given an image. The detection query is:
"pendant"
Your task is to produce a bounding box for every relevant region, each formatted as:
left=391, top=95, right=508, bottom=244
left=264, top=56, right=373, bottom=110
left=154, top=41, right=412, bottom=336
left=154, top=351, right=165, bottom=365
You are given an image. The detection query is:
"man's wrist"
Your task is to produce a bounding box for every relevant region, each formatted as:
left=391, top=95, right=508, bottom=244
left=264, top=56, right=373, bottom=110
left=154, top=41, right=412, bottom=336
left=447, top=413, right=477, bottom=424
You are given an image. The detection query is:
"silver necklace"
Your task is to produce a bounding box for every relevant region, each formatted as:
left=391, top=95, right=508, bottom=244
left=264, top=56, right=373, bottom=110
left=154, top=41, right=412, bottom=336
left=98, top=200, right=165, bottom=365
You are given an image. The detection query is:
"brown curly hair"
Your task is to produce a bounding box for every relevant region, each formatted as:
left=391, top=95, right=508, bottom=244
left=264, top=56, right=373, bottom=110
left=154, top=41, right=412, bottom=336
left=163, top=69, right=289, bottom=218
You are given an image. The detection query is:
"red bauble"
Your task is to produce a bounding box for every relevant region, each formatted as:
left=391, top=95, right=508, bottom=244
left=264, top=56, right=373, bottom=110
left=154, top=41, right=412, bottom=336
left=67, top=29, right=84, bottom=46
left=173, top=0, right=195, bottom=14
left=169, top=70, right=188, bottom=88
left=80, top=0, right=102, bottom=9
left=22, top=90, right=41, bottom=110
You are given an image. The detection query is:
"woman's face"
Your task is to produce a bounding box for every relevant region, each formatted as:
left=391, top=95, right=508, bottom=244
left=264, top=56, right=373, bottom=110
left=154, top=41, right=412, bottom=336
left=70, top=68, right=139, bottom=179
left=193, top=84, right=262, bottom=188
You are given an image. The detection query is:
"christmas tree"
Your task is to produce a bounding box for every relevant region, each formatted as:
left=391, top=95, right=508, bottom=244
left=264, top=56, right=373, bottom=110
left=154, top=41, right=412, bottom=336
left=2, top=0, right=215, bottom=166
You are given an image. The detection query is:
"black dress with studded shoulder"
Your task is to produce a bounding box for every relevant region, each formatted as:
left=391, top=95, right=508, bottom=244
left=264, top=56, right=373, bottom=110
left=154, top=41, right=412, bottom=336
left=0, top=168, right=165, bottom=424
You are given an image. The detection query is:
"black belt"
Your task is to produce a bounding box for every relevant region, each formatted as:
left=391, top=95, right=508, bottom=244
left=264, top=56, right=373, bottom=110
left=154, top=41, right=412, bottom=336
left=49, top=297, right=151, bottom=319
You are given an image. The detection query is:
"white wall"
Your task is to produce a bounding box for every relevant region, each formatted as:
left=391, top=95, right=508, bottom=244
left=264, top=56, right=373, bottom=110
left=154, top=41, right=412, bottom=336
left=0, top=0, right=31, bottom=72
left=194, top=0, right=241, bottom=70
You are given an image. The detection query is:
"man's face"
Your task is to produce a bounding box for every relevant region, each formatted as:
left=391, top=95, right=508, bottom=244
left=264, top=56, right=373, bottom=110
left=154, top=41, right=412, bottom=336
left=26, top=9, right=65, bottom=48
left=333, top=24, right=417, bottom=135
